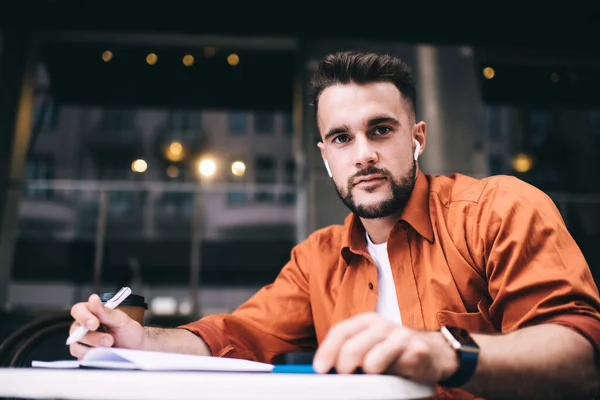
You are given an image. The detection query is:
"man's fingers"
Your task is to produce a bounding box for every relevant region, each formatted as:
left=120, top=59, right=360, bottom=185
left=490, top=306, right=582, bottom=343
left=393, top=338, right=432, bottom=379
left=335, top=328, right=389, bottom=374
left=313, top=313, right=382, bottom=373
left=87, top=294, right=130, bottom=328
left=362, top=329, right=410, bottom=374
left=363, top=330, right=431, bottom=380
left=70, top=302, right=100, bottom=331
left=88, top=294, right=110, bottom=323
left=69, top=320, right=114, bottom=348
left=76, top=330, right=114, bottom=348
left=69, top=342, right=93, bottom=360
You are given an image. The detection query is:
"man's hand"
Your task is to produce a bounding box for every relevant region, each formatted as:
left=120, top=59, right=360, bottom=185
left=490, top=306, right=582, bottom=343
left=69, top=293, right=146, bottom=359
left=312, top=312, right=459, bottom=383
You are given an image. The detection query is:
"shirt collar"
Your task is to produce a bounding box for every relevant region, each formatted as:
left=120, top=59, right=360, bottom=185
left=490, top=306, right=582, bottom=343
left=341, top=171, right=434, bottom=263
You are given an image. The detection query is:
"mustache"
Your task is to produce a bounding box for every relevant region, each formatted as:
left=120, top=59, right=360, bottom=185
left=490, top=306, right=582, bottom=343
left=349, top=166, right=391, bottom=188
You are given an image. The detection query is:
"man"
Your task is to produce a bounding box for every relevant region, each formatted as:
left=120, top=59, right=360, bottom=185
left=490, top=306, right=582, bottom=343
left=69, top=51, right=600, bottom=399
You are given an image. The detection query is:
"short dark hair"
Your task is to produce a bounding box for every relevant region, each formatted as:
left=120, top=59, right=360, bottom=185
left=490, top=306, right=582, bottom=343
left=309, top=51, right=417, bottom=120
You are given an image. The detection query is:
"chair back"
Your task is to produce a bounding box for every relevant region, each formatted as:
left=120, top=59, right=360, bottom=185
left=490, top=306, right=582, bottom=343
left=0, top=312, right=73, bottom=367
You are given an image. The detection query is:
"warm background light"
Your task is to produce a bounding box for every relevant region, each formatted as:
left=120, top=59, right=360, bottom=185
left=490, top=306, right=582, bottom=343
left=102, top=50, right=113, bottom=62
left=512, top=153, right=533, bottom=173
left=483, top=67, right=495, bottom=79
left=231, top=161, right=246, bottom=176
left=227, top=53, right=240, bottom=66
left=131, top=159, right=148, bottom=173
left=166, top=165, right=180, bottom=178
left=183, top=54, right=194, bottom=67
left=198, top=159, right=216, bottom=177
left=146, top=53, right=158, bottom=65
left=165, top=141, right=185, bottom=162
left=204, top=47, right=217, bottom=57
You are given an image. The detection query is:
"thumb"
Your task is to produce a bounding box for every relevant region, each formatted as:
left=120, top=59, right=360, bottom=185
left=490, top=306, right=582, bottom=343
left=88, top=294, right=131, bottom=329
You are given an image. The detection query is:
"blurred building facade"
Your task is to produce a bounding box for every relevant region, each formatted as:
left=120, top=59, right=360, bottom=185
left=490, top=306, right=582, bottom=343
left=4, top=36, right=600, bottom=319
left=21, top=106, right=298, bottom=240
left=10, top=62, right=299, bottom=317
left=20, top=65, right=297, bottom=242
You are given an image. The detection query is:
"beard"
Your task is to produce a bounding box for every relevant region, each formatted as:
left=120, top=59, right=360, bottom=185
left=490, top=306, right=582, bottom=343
left=334, top=161, right=417, bottom=219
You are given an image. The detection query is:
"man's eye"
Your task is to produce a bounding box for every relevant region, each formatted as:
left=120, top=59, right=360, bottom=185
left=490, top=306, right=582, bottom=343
left=373, top=127, right=391, bottom=135
left=333, top=134, right=350, bottom=144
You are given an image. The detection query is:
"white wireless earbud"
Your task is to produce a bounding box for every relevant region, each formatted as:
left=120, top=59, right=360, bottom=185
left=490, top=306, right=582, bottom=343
left=324, top=160, right=332, bottom=178
left=413, top=140, right=421, bottom=162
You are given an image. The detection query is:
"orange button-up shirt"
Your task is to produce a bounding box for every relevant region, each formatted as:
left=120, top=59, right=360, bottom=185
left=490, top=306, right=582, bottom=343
left=180, top=172, right=600, bottom=399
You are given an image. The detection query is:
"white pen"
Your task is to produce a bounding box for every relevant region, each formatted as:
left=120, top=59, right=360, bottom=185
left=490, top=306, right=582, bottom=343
left=65, top=286, right=132, bottom=346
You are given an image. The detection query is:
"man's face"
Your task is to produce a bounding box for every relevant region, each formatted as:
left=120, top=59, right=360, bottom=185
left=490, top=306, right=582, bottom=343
left=316, top=82, right=424, bottom=219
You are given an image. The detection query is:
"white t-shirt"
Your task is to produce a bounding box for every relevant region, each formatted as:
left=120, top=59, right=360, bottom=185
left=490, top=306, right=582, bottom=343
left=366, top=232, right=402, bottom=325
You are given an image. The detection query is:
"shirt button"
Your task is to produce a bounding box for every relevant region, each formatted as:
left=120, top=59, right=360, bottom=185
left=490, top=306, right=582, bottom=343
left=368, top=282, right=374, bottom=290
left=409, top=315, right=415, bottom=324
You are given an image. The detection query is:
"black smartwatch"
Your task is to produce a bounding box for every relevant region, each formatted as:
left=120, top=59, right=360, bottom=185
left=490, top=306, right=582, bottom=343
left=438, top=325, right=480, bottom=388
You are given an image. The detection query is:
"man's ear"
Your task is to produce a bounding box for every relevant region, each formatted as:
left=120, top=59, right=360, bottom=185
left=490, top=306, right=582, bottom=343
left=413, top=121, right=426, bottom=159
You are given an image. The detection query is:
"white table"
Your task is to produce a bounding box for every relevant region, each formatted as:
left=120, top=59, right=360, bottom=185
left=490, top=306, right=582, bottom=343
left=0, top=368, right=435, bottom=400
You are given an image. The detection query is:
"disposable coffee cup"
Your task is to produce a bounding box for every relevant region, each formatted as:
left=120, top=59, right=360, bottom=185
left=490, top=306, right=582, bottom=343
left=99, top=292, right=148, bottom=324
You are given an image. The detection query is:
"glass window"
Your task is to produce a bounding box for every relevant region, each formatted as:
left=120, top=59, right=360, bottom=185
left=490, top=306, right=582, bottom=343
left=94, top=159, right=132, bottom=181
left=108, top=191, right=135, bottom=216
left=254, top=156, right=276, bottom=183
left=168, top=110, right=201, bottom=140
left=283, top=159, right=295, bottom=184
left=228, top=112, right=247, bottom=135
left=227, top=191, right=248, bottom=206
left=527, top=110, right=552, bottom=148
left=254, top=113, right=274, bottom=134
left=102, top=109, right=134, bottom=130
left=279, top=158, right=296, bottom=204
left=254, top=156, right=276, bottom=202
left=161, top=192, right=193, bottom=217
left=278, top=192, right=296, bottom=205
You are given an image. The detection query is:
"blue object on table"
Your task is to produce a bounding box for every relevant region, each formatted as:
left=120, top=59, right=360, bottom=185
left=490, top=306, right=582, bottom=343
left=272, top=364, right=317, bottom=374
left=272, top=365, right=364, bottom=374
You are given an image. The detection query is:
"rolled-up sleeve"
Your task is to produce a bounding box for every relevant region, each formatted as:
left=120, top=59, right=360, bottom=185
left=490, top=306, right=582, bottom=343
left=177, top=239, right=316, bottom=364
left=472, top=176, right=600, bottom=353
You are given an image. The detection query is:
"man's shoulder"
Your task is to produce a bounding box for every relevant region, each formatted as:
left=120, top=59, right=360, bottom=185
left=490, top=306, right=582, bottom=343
left=428, top=173, right=547, bottom=206
left=303, top=221, right=348, bottom=249
left=290, top=222, right=348, bottom=271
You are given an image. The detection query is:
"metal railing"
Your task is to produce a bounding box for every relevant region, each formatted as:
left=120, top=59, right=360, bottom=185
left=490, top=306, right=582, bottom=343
left=16, top=179, right=600, bottom=316
left=18, top=179, right=299, bottom=318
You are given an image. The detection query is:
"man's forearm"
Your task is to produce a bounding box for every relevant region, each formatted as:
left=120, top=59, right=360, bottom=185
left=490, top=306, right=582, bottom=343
left=462, top=324, right=599, bottom=400
left=140, top=327, right=211, bottom=356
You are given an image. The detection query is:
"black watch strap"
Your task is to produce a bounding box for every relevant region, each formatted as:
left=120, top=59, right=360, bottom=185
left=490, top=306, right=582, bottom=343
left=438, top=326, right=480, bottom=388
left=438, top=346, right=479, bottom=387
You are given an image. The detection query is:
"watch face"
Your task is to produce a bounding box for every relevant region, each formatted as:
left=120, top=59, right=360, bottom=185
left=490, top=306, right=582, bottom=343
left=444, top=326, right=479, bottom=349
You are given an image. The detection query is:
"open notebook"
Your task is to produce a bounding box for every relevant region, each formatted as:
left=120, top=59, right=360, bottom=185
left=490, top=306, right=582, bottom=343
left=32, top=347, right=274, bottom=372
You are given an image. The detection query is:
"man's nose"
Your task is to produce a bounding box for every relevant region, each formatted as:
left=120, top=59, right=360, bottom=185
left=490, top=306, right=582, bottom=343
left=354, top=136, right=378, bottom=168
